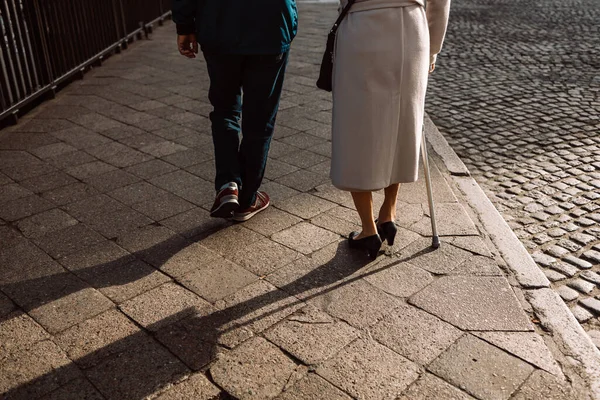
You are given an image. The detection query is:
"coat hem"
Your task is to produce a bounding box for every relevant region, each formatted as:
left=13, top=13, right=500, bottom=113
left=331, top=175, right=419, bottom=192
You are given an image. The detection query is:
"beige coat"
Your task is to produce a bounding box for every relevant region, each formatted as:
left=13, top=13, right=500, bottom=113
left=330, top=0, right=451, bottom=191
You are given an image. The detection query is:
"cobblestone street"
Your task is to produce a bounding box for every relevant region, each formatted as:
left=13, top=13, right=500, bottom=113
left=427, top=0, right=600, bottom=334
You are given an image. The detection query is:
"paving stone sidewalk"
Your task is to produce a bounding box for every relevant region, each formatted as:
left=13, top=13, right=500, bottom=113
left=0, top=4, right=594, bottom=400
left=426, top=0, right=600, bottom=335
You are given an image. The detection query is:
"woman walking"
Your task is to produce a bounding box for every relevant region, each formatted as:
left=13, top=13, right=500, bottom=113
left=331, top=0, right=451, bottom=258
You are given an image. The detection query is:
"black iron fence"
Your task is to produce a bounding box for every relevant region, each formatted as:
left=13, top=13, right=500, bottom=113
left=0, top=0, right=171, bottom=124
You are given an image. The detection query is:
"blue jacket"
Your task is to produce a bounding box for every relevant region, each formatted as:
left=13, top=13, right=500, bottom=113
left=172, top=0, right=298, bottom=55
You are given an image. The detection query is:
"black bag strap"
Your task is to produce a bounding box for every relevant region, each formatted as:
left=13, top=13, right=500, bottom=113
left=330, top=0, right=357, bottom=35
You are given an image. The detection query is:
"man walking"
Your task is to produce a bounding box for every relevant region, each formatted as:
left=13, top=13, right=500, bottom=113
left=172, top=0, right=298, bottom=221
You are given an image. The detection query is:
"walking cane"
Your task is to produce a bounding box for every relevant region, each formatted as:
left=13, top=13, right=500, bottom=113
left=421, top=127, right=441, bottom=248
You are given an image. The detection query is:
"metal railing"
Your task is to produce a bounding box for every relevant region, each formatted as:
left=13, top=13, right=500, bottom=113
left=0, top=0, right=172, bottom=124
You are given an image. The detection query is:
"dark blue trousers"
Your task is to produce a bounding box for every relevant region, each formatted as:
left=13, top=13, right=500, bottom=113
left=204, top=52, right=289, bottom=208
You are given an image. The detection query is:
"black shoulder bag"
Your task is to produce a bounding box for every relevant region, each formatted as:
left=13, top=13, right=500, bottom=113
left=316, top=0, right=357, bottom=92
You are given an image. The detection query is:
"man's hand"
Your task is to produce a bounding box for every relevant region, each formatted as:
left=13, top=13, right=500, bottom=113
left=178, top=34, right=198, bottom=58
left=429, top=63, right=436, bottom=74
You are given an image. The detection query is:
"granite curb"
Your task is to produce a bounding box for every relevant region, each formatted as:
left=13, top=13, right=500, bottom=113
left=425, top=114, right=600, bottom=398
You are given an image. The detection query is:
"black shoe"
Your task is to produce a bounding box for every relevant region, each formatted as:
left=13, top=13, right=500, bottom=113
left=376, top=221, right=397, bottom=246
left=348, top=232, right=383, bottom=260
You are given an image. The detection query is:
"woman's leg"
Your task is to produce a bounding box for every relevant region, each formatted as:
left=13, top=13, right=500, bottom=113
left=378, top=183, right=401, bottom=223
left=351, top=191, right=378, bottom=238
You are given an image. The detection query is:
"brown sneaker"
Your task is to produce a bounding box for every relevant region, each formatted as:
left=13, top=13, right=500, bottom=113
left=210, top=182, right=239, bottom=218
left=232, top=191, right=270, bottom=222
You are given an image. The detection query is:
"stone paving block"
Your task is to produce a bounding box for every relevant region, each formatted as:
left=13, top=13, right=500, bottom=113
left=62, top=193, right=124, bottom=220
left=85, top=334, right=190, bottom=400
left=0, top=311, right=50, bottom=353
left=265, top=305, right=359, bottom=365
left=579, top=297, right=600, bottom=315
left=0, top=291, right=16, bottom=317
left=38, top=378, right=104, bottom=400
left=125, top=158, right=179, bottom=179
left=0, top=171, right=12, bottom=185
left=264, top=158, right=300, bottom=180
left=0, top=340, right=82, bottom=399
left=132, top=191, right=196, bottom=221
left=120, top=282, right=212, bottom=331
left=371, top=303, right=463, bottom=365
left=571, top=305, right=594, bottom=323
left=214, top=280, right=304, bottom=346
left=185, top=159, right=216, bottom=181
left=21, top=171, right=78, bottom=193
left=544, top=269, right=567, bottom=282
left=317, top=337, right=419, bottom=400
left=313, top=183, right=355, bottom=209
left=11, top=118, right=76, bottom=133
left=279, top=149, right=328, bottom=169
left=0, top=150, right=40, bottom=170
left=108, top=181, right=168, bottom=205
left=409, top=276, right=533, bottom=331
left=41, top=182, right=100, bottom=206
left=140, top=141, right=189, bottom=158
left=0, top=241, right=58, bottom=286
left=16, top=208, right=78, bottom=238
left=160, top=207, right=229, bottom=239
left=0, top=131, right=59, bottom=151
left=583, top=250, right=600, bottom=264
left=154, top=309, right=224, bottom=370
left=511, top=370, right=578, bottom=400
left=557, top=285, right=579, bottom=302
left=474, top=331, right=562, bottom=376
left=118, top=225, right=191, bottom=268
left=83, top=169, right=141, bottom=193
left=277, top=193, right=337, bottom=219
left=276, top=373, right=352, bottom=400
left=2, top=160, right=58, bottom=182
left=83, top=208, right=154, bottom=239
left=311, top=212, right=361, bottom=237
left=580, top=270, right=600, bottom=285
left=365, top=259, right=433, bottom=298
left=411, top=203, right=479, bottom=237
left=260, top=180, right=302, bottom=202
left=155, top=373, right=222, bottom=400
left=161, top=148, right=213, bottom=168
left=400, top=237, right=472, bottom=274
left=66, top=160, right=117, bottom=180
left=398, top=373, right=475, bottom=400
left=272, top=222, right=339, bottom=255
left=567, top=278, right=595, bottom=294
left=92, top=260, right=172, bottom=304
left=242, top=207, right=302, bottom=237
left=448, top=236, right=494, bottom=257
left=429, top=334, right=534, bottom=400
left=179, top=257, right=258, bottom=303
left=0, top=194, right=54, bottom=222
left=449, top=256, right=504, bottom=276
left=275, top=169, right=328, bottom=192
left=309, top=279, right=404, bottom=329
left=150, top=169, right=215, bottom=206
left=22, top=274, right=114, bottom=334
left=548, top=261, right=579, bottom=277
left=54, top=309, right=142, bottom=368
left=33, top=223, right=106, bottom=259
left=227, top=238, right=300, bottom=276
left=211, top=336, right=298, bottom=400
left=58, top=240, right=134, bottom=278
left=200, top=224, right=264, bottom=255
left=47, top=151, right=97, bottom=171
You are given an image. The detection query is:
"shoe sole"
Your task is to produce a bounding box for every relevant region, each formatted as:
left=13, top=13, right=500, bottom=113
left=232, top=201, right=270, bottom=222
left=210, top=198, right=239, bottom=218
